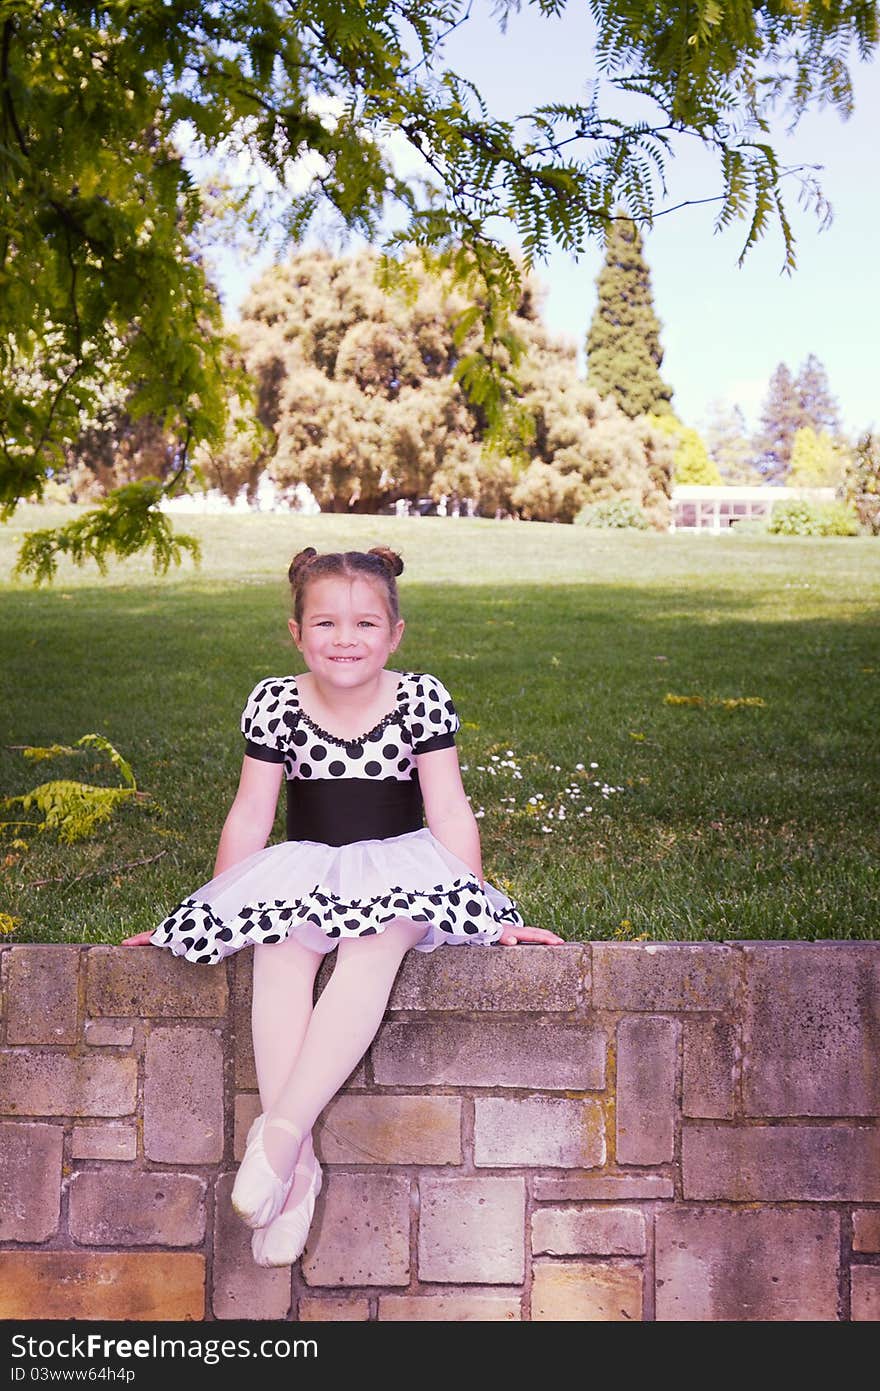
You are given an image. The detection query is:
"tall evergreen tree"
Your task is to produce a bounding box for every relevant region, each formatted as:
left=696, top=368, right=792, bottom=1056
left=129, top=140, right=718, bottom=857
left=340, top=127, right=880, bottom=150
left=795, top=354, right=842, bottom=437
left=703, top=400, right=759, bottom=483
left=585, top=216, right=674, bottom=419
left=754, top=362, right=803, bottom=481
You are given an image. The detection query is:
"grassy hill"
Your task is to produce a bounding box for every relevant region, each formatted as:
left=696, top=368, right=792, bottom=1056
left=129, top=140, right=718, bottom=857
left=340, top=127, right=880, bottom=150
left=2, top=504, right=878, bottom=943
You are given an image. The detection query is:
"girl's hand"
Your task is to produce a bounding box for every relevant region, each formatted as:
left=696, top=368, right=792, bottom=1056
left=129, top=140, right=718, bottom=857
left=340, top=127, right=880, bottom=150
left=496, top=924, right=565, bottom=946
left=120, top=931, right=154, bottom=946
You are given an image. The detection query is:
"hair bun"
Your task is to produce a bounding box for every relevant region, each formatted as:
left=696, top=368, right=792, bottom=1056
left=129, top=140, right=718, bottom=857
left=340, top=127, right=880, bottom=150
left=288, top=547, right=318, bottom=583
left=368, top=546, right=404, bottom=577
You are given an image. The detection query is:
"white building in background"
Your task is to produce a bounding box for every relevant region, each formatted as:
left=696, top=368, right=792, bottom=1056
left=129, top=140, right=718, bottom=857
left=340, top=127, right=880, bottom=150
left=670, top=484, right=836, bottom=533
left=158, top=476, right=320, bottom=515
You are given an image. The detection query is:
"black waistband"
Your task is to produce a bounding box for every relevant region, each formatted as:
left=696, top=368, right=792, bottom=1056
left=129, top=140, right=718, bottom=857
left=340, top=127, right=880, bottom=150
left=285, top=776, right=424, bottom=846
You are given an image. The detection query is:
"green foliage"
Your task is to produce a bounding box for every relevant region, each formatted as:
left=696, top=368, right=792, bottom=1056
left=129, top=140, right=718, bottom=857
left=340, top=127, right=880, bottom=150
left=755, top=354, right=845, bottom=481
left=650, top=414, right=721, bottom=484
left=3, top=1, right=877, bottom=575
left=768, top=499, right=861, bottom=536
left=788, top=427, right=849, bottom=488
left=574, top=497, right=650, bottom=529
left=842, top=430, right=880, bottom=535
left=586, top=216, right=674, bottom=419
left=11, top=481, right=202, bottom=585
left=1, top=734, right=145, bottom=844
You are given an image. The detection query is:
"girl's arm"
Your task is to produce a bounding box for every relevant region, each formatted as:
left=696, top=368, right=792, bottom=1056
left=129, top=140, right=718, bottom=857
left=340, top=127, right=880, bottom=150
left=212, top=755, right=285, bottom=874
left=416, top=744, right=483, bottom=880
left=416, top=743, right=565, bottom=947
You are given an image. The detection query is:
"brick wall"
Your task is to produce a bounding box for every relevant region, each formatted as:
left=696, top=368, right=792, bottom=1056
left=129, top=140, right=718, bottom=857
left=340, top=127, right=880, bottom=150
left=0, top=941, right=878, bottom=1321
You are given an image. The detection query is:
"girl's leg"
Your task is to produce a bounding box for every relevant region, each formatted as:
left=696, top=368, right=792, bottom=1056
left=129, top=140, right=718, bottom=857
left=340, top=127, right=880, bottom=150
left=250, top=934, right=324, bottom=1208
left=259, top=916, right=427, bottom=1180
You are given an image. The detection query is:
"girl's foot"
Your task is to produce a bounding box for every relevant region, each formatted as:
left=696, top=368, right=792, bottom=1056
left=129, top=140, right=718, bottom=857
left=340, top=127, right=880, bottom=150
left=251, top=1148, right=323, bottom=1268
left=231, top=1113, right=303, bottom=1229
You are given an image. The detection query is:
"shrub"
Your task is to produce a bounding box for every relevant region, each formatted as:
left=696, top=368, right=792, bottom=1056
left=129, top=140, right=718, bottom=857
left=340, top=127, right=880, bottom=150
left=768, top=499, right=861, bottom=536
left=574, top=497, right=650, bottom=529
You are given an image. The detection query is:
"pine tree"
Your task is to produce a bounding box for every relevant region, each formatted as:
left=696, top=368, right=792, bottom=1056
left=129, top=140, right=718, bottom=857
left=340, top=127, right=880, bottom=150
left=795, top=354, right=842, bottom=437
left=754, top=363, right=803, bottom=482
left=703, top=400, right=759, bottom=482
left=585, top=216, right=674, bottom=419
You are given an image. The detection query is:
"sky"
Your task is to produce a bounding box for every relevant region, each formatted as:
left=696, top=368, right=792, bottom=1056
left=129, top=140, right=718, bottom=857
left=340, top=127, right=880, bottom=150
left=205, top=2, right=880, bottom=439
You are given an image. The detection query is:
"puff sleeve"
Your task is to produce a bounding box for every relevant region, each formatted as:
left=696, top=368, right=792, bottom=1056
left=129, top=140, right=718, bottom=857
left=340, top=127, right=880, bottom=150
left=240, top=678, right=286, bottom=764
left=409, top=673, right=461, bottom=755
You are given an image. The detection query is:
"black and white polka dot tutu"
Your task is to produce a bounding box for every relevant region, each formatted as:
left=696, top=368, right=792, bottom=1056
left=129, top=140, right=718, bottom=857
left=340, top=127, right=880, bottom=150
left=150, top=671, right=524, bottom=966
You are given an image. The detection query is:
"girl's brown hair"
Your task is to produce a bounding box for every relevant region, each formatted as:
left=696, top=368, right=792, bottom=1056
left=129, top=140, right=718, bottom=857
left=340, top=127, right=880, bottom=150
left=288, top=547, right=404, bottom=627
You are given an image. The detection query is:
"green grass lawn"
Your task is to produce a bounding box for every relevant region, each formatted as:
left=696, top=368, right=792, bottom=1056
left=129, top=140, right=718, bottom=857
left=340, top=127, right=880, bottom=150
left=1, top=503, right=878, bottom=943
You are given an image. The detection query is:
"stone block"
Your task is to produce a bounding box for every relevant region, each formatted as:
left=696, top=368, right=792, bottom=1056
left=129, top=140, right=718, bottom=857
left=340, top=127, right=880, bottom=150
left=682, top=1123, right=880, bottom=1201
left=232, top=949, right=257, bottom=1090
left=532, top=1174, right=674, bottom=1201
left=87, top=945, right=228, bottom=1018
left=301, top=1172, right=410, bottom=1286
left=474, top=1096, right=605, bottom=1168
left=852, top=1209, right=880, bottom=1253
left=592, top=943, right=736, bottom=1010
left=851, top=1267, right=880, bottom=1321
left=655, top=1207, right=839, bottom=1320
left=0, top=1252, right=205, bottom=1320
left=71, top=1124, right=137, bottom=1161
left=143, top=1026, right=224, bottom=1162
left=682, top=1017, right=737, bottom=1118
left=211, top=1173, right=292, bottom=1320
left=388, top=943, right=589, bottom=1011
left=68, top=1170, right=205, bottom=1246
left=372, top=1018, right=604, bottom=1089
left=532, top=1206, right=646, bottom=1256
left=531, top=1259, right=643, bottom=1321
left=0, top=1050, right=136, bottom=1117
left=742, top=943, right=880, bottom=1117
left=380, top=1292, right=521, bottom=1320
left=297, top=1295, right=370, bottom=1321
left=6, top=946, right=80, bottom=1044
left=233, top=1092, right=261, bottom=1160
left=418, top=1176, right=524, bottom=1283
left=0, top=1121, right=63, bottom=1241
left=85, top=1021, right=135, bottom=1047
left=314, top=1094, right=461, bottom=1165
left=616, top=1016, right=677, bottom=1164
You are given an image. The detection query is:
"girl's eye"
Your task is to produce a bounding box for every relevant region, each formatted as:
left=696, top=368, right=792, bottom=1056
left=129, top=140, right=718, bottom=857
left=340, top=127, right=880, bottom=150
left=359, top=621, right=377, bottom=628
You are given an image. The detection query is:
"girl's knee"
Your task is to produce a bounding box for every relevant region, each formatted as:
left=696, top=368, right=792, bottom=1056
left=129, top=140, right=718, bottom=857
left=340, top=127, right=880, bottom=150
left=336, top=916, right=427, bottom=966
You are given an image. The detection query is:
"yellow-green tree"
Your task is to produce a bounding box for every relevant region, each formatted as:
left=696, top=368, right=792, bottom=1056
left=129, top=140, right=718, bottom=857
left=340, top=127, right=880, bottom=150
left=650, top=415, right=721, bottom=485
left=788, top=427, right=850, bottom=488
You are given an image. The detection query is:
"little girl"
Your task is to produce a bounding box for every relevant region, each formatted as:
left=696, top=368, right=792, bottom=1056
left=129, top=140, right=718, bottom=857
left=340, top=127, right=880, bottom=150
left=123, top=545, right=563, bottom=1267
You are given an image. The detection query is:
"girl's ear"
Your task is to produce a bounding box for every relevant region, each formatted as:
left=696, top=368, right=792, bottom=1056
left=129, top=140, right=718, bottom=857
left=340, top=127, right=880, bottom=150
left=288, top=618, right=302, bottom=648
left=389, top=618, right=405, bottom=652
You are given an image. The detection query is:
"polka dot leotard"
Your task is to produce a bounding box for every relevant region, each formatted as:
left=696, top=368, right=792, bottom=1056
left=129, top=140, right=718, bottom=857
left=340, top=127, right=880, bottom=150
left=240, top=670, right=461, bottom=846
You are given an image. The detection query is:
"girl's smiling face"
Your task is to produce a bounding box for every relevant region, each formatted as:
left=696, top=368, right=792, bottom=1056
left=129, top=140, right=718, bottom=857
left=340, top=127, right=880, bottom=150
left=288, top=575, right=405, bottom=688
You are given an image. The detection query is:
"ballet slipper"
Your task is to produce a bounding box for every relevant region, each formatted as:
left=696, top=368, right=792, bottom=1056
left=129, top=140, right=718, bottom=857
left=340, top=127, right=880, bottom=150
left=231, top=1113, right=303, bottom=1230
left=250, top=1157, right=323, bottom=1268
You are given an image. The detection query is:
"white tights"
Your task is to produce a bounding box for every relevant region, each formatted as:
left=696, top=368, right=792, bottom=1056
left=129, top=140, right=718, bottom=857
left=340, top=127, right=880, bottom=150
left=250, top=917, right=427, bottom=1209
